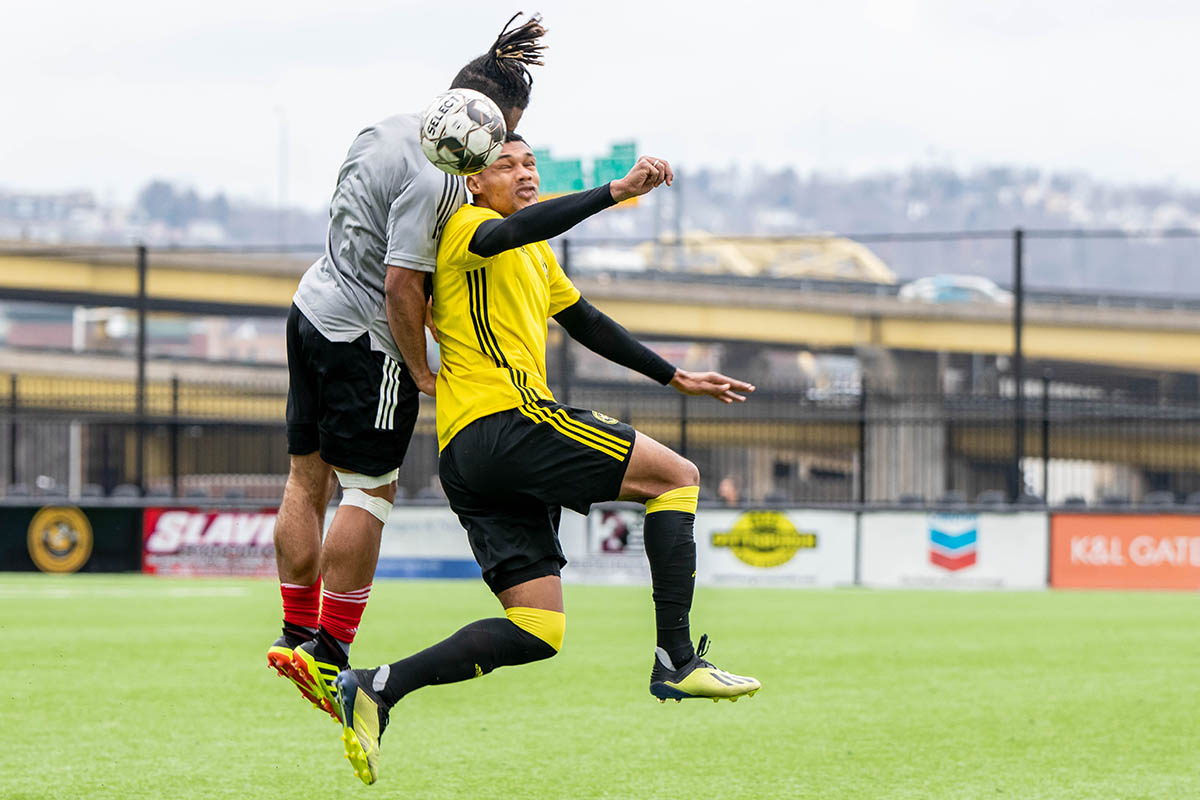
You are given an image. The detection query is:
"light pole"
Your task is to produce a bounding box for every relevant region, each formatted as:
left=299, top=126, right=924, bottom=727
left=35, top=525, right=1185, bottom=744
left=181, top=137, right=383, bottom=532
left=274, top=105, right=289, bottom=247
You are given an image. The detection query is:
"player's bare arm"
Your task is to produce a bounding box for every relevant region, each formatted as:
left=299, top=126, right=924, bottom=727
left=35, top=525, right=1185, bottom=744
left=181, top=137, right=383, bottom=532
left=384, top=265, right=437, bottom=397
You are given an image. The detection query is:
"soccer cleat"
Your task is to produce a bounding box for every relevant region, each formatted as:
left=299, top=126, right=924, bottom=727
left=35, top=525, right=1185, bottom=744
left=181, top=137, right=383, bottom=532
left=287, top=639, right=346, bottom=722
left=649, top=634, right=760, bottom=702
left=267, top=627, right=327, bottom=710
left=335, top=668, right=390, bottom=786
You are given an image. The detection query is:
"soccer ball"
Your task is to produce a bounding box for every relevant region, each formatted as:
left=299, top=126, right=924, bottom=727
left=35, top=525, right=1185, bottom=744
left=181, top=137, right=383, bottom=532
left=419, top=89, right=507, bottom=176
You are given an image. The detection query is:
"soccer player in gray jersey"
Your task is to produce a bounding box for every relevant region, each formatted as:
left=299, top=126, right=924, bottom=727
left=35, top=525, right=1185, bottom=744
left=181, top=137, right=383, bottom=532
left=269, top=14, right=549, bottom=721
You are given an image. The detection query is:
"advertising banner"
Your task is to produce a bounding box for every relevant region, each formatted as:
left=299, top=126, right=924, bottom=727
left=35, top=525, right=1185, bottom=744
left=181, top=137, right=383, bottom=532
left=561, top=505, right=856, bottom=587
left=142, top=505, right=482, bottom=579
left=143, top=507, right=278, bottom=577
left=561, top=504, right=651, bottom=584
left=860, top=511, right=1048, bottom=589
left=1, top=505, right=141, bottom=573
left=374, top=506, right=478, bottom=579
left=697, top=509, right=857, bottom=587
left=1051, top=513, right=1200, bottom=590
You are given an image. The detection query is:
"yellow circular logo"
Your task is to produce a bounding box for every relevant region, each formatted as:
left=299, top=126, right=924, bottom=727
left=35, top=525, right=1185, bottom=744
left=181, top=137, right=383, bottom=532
left=27, top=506, right=93, bottom=574
left=591, top=411, right=619, bottom=425
left=711, top=510, right=816, bottom=568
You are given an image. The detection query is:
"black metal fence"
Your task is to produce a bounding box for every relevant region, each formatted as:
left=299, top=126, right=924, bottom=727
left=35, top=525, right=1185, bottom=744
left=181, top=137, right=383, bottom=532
left=5, top=229, right=1200, bottom=506
left=6, top=369, right=1200, bottom=507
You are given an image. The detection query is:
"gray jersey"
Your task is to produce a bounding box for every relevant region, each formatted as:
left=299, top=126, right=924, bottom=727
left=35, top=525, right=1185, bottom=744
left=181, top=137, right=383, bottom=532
left=293, top=113, right=467, bottom=363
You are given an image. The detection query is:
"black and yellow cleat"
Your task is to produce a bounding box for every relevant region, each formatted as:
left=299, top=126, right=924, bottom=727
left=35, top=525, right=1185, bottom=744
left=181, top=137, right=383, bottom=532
left=649, top=634, right=760, bottom=703
left=287, top=639, right=345, bottom=722
left=267, top=627, right=328, bottom=711
left=335, top=668, right=390, bottom=786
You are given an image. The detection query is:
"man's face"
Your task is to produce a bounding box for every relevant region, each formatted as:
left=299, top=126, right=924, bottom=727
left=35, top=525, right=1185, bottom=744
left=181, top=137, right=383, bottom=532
left=466, top=140, right=539, bottom=217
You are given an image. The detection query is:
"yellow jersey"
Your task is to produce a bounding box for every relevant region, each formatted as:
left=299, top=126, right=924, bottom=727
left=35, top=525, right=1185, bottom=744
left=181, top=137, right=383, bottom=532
left=432, top=204, right=580, bottom=449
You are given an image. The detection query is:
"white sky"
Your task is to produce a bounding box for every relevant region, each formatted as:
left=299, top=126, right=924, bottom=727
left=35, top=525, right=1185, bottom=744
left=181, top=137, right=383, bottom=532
left=2, top=0, right=1197, bottom=210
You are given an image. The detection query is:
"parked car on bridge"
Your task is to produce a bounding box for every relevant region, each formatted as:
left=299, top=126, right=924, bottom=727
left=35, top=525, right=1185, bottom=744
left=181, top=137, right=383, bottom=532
left=898, top=274, right=1013, bottom=305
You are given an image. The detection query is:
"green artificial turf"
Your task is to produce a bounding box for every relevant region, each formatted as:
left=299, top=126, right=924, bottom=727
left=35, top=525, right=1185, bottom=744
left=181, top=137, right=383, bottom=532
left=1, top=574, right=1197, bottom=799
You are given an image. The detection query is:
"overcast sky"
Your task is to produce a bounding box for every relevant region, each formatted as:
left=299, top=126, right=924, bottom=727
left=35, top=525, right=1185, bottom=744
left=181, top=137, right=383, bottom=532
left=3, top=0, right=1197, bottom=210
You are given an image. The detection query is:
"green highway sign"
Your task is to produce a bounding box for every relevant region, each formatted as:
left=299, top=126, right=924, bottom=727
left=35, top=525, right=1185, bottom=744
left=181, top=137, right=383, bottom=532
left=533, top=142, right=638, bottom=196
left=593, top=141, right=638, bottom=187
left=533, top=149, right=585, bottom=195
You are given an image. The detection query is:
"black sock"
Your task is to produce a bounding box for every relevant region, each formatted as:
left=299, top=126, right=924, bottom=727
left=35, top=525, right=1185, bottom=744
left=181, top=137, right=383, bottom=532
left=313, top=627, right=350, bottom=669
left=376, top=617, right=556, bottom=706
left=642, top=508, right=697, bottom=667
left=281, top=621, right=316, bottom=648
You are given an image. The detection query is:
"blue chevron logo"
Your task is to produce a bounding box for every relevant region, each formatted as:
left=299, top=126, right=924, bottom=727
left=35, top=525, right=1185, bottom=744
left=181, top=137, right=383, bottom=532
left=929, top=529, right=977, bottom=551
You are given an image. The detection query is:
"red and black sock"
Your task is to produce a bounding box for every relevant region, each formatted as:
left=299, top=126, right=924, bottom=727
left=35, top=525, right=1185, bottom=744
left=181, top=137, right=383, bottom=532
left=316, top=583, right=371, bottom=664
left=280, top=579, right=320, bottom=638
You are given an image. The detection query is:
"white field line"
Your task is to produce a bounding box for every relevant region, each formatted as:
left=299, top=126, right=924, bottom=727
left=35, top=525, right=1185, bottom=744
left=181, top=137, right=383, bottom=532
left=0, top=585, right=250, bottom=599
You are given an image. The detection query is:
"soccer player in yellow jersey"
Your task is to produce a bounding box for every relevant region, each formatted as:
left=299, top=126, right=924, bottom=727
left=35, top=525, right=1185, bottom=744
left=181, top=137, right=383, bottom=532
left=333, top=135, right=760, bottom=785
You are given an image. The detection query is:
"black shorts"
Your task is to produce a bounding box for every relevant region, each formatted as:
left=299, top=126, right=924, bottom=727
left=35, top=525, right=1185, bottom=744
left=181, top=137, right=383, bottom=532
left=285, top=304, right=419, bottom=476
left=439, top=400, right=637, bottom=593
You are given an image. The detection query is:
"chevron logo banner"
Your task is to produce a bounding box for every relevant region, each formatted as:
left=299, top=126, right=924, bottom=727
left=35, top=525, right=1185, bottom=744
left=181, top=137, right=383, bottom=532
left=928, top=514, right=978, bottom=571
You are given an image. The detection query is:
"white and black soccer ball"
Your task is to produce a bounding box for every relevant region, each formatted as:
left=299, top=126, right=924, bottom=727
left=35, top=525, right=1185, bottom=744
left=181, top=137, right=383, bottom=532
left=419, top=89, right=507, bottom=176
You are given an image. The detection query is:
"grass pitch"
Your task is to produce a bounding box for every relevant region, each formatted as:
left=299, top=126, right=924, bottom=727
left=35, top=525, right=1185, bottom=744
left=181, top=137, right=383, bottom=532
left=2, top=574, right=1197, bottom=799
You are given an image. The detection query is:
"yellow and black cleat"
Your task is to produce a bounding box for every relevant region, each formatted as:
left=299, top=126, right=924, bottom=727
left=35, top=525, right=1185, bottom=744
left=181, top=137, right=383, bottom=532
left=335, top=668, right=390, bottom=786
left=288, top=640, right=345, bottom=722
left=649, top=634, right=761, bottom=703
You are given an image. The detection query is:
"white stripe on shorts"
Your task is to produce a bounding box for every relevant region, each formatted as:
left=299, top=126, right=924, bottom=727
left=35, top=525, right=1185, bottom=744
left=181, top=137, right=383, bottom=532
left=383, top=359, right=400, bottom=430
left=374, top=359, right=396, bottom=430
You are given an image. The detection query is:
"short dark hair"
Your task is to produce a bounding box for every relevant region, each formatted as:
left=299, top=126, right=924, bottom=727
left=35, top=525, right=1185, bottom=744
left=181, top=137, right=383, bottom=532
left=450, top=13, right=547, bottom=112
left=505, top=132, right=526, bottom=144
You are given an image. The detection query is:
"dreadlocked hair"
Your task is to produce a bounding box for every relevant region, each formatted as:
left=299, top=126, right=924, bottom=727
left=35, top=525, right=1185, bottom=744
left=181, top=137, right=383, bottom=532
left=451, top=12, right=547, bottom=112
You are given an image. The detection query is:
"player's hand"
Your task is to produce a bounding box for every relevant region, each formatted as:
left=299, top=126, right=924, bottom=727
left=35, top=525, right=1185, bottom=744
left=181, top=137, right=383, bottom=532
left=610, top=156, right=673, bottom=202
left=425, top=296, right=439, bottom=343
left=669, top=369, right=755, bottom=404
left=413, top=370, right=437, bottom=398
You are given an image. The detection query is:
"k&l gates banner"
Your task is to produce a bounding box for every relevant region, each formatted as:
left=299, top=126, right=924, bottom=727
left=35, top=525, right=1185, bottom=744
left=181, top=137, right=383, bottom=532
left=1051, top=513, right=1200, bottom=590
left=860, top=511, right=1048, bottom=589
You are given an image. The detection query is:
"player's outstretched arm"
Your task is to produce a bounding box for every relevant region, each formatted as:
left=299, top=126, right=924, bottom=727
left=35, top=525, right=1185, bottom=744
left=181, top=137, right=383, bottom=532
left=468, top=156, right=673, bottom=258
left=553, top=296, right=753, bottom=404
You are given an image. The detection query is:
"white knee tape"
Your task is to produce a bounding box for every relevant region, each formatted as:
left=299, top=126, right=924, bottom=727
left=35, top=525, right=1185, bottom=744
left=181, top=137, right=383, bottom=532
left=341, top=489, right=393, bottom=524
left=335, top=468, right=398, bottom=490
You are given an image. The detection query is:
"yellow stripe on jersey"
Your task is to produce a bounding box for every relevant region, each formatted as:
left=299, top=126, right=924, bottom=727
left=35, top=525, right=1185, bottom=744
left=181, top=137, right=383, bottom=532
left=517, top=404, right=628, bottom=461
